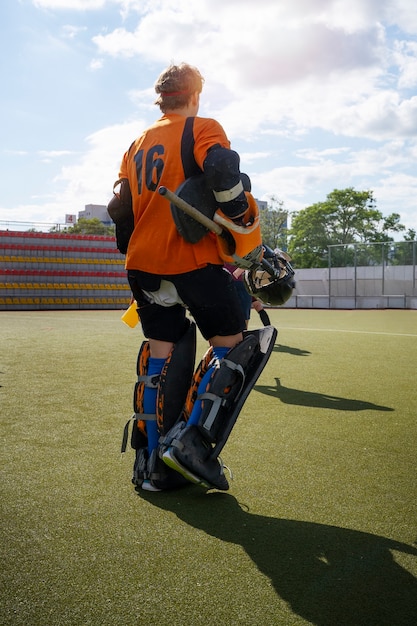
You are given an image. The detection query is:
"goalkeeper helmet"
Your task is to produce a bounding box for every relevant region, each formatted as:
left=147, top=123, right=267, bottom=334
left=243, top=248, right=295, bottom=306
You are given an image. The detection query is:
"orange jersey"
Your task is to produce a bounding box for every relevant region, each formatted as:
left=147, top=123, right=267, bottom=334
left=119, top=114, right=231, bottom=274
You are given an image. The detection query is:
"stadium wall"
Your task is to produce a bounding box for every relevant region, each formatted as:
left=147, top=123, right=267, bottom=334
left=282, top=266, right=416, bottom=309
left=1, top=231, right=416, bottom=310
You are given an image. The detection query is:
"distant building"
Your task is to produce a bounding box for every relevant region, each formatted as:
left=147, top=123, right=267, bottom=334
left=256, top=199, right=268, bottom=211
left=256, top=198, right=288, bottom=230
left=78, top=204, right=112, bottom=226
left=79, top=198, right=272, bottom=228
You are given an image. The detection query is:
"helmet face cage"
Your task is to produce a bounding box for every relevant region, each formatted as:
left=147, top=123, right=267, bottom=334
left=244, top=252, right=295, bottom=306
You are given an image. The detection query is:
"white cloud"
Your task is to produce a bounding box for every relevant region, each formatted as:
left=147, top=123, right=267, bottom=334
left=89, top=0, right=415, bottom=147
left=53, top=120, right=145, bottom=207
left=0, top=120, right=144, bottom=224
left=38, top=150, right=74, bottom=164
left=92, top=28, right=140, bottom=58
left=61, top=24, right=87, bottom=39
left=3, top=150, right=29, bottom=157
left=38, top=150, right=74, bottom=158
left=393, top=40, right=417, bottom=89
left=251, top=138, right=417, bottom=232
left=374, top=172, right=417, bottom=227
left=89, top=58, right=104, bottom=70
left=240, top=152, right=273, bottom=164
left=8, top=0, right=416, bottom=236
left=33, top=0, right=107, bottom=9
left=385, top=0, right=417, bottom=33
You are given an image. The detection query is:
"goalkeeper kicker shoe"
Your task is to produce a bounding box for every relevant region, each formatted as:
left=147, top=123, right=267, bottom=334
left=141, top=479, right=162, bottom=492
left=162, top=424, right=229, bottom=491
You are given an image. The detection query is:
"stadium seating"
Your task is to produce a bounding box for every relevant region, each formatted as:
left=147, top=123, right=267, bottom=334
left=0, top=230, right=130, bottom=310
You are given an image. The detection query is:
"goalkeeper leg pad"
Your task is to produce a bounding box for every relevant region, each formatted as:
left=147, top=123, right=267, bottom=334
left=130, top=321, right=196, bottom=440
left=127, top=323, right=196, bottom=490
left=156, top=321, right=196, bottom=434
left=124, top=321, right=196, bottom=450
left=160, top=335, right=258, bottom=490
left=129, top=340, right=155, bottom=488
left=207, top=325, right=277, bottom=459
left=196, top=333, right=260, bottom=446
left=161, top=326, right=277, bottom=488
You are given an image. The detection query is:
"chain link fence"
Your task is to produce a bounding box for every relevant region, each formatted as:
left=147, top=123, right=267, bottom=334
left=286, top=241, right=416, bottom=309
left=328, top=241, right=416, bottom=309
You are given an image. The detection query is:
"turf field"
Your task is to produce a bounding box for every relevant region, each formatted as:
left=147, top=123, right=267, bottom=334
left=1, top=308, right=416, bottom=626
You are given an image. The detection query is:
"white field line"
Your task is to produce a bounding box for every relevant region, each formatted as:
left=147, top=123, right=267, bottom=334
left=1, top=313, right=416, bottom=337
left=277, top=326, right=417, bottom=338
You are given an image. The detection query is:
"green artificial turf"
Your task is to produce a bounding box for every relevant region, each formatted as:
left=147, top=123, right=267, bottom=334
left=1, top=309, right=416, bottom=625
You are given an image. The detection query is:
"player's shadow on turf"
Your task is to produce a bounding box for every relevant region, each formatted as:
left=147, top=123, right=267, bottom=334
left=273, top=344, right=311, bottom=356
left=255, top=377, right=394, bottom=412
left=144, top=490, right=417, bottom=626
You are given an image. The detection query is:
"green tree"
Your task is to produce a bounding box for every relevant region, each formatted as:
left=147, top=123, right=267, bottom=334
left=50, top=218, right=115, bottom=236
left=288, top=188, right=406, bottom=268
left=404, top=228, right=416, bottom=242
left=259, top=195, right=288, bottom=251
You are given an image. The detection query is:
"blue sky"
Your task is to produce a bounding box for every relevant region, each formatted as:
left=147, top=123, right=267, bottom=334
left=1, top=0, right=416, bottom=235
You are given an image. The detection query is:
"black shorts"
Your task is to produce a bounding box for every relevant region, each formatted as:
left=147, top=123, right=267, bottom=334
left=233, top=280, right=252, bottom=321
left=127, top=264, right=246, bottom=342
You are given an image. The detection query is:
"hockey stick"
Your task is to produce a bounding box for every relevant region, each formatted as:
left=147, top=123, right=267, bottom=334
left=158, top=186, right=280, bottom=279
left=258, top=308, right=271, bottom=326
left=159, top=185, right=224, bottom=236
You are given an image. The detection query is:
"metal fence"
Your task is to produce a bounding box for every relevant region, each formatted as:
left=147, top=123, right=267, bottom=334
left=2, top=222, right=416, bottom=309
left=328, top=242, right=416, bottom=309
left=284, top=241, right=416, bottom=309
left=0, top=220, right=68, bottom=232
